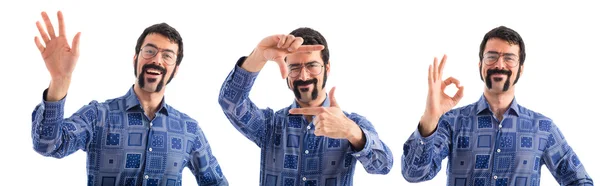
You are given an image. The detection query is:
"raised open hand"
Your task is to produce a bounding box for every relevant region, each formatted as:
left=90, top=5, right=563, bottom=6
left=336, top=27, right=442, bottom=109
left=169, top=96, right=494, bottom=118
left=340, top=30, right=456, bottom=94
left=34, top=11, right=81, bottom=80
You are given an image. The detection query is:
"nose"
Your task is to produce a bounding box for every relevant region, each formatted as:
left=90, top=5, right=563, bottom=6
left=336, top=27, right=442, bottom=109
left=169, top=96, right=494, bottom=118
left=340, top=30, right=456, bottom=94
left=150, top=52, right=165, bottom=66
left=493, top=57, right=506, bottom=69
left=298, top=66, right=310, bottom=80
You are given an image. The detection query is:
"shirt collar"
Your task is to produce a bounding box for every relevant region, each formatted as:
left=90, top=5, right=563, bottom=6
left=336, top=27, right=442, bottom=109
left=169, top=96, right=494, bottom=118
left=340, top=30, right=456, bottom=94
left=475, top=94, right=520, bottom=117
left=124, top=85, right=170, bottom=116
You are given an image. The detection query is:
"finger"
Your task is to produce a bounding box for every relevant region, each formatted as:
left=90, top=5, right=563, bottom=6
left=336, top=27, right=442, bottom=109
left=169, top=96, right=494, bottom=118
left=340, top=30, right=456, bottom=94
left=296, top=45, right=325, bottom=53
left=329, top=86, right=339, bottom=107
left=57, top=11, right=66, bottom=37
left=273, top=56, right=288, bottom=79
left=72, top=32, right=82, bottom=56
left=34, top=36, right=45, bottom=53
left=36, top=21, right=50, bottom=43
left=428, top=64, right=433, bottom=85
left=452, top=85, right=465, bottom=103
left=281, top=35, right=295, bottom=50
left=443, top=76, right=461, bottom=88
left=289, top=107, right=324, bottom=115
left=438, top=54, right=447, bottom=79
left=277, top=35, right=287, bottom=48
left=287, top=37, right=304, bottom=52
left=314, top=129, right=324, bottom=136
left=42, top=11, right=57, bottom=39
left=433, top=57, right=439, bottom=81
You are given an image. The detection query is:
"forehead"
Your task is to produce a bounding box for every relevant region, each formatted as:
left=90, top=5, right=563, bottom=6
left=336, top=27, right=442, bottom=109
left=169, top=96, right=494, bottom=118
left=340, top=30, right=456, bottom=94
left=286, top=51, right=323, bottom=65
left=484, top=38, right=520, bottom=54
left=142, top=33, right=178, bottom=52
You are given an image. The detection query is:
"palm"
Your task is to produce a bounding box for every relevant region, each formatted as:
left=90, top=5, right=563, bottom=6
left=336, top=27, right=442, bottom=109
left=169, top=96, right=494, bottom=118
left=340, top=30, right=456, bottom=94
left=34, top=11, right=81, bottom=79
left=425, top=55, right=464, bottom=118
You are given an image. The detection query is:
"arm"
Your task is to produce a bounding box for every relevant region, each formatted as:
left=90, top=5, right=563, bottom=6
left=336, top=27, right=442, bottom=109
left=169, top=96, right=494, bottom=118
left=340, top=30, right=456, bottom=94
left=347, top=113, right=394, bottom=174
left=187, top=123, right=228, bottom=186
left=401, top=114, right=453, bottom=183
left=217, top=56, right=274, bottom=148
left=542, top=120, right=594, bottom=185
left=31, top=88, right=96, bottom=158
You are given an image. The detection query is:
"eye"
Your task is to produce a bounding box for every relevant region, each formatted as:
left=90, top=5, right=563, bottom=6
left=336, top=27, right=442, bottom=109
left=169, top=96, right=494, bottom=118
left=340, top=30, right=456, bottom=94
left=163, top=53, right=174, bottom=59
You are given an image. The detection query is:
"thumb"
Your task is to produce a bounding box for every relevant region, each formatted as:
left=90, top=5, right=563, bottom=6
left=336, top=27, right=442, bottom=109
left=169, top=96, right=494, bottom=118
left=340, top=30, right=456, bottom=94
left=273, top=56, right=288, bottom=79
left=329, top=86, right=339, bottom=107
left=72, top=32, right=81, bottom=56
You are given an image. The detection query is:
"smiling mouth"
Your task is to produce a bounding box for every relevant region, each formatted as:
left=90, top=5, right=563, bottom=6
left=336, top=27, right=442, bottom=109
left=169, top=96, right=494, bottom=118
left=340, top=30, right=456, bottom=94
left=145, top=69, right=163, bottom=75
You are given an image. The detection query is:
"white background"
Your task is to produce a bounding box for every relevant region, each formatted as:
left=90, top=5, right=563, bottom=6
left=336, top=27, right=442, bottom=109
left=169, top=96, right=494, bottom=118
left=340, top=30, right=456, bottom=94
left=0, top=0, right=598, bottom=185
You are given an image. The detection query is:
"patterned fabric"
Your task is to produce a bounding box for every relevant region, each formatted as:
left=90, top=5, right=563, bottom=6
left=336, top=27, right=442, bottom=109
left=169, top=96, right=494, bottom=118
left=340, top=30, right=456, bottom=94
left=401, top=95, right=594, bottom=186
left=31, top=86, right=228, bottom=186
left=217, top=57, right=393, bottom=186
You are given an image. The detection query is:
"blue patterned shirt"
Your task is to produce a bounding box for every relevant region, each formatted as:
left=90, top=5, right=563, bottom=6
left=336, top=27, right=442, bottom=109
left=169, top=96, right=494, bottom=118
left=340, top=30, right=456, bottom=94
left=401, top=95, right=594, bottom=186
left=217, top=57, right=394, bottom=186
left=31, top=86, right=228, bottom=186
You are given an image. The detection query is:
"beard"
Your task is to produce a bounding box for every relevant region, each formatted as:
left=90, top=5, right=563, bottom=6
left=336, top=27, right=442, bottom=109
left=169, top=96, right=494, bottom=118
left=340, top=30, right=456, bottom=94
left=292, top=78, right=319, bottom=101
left=485, top=68, right=512, bottom=92
left=138, top=63, right=167, bottom=92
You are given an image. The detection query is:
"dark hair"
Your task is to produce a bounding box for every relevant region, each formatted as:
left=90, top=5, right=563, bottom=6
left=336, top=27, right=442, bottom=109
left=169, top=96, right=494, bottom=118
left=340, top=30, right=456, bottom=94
left=478, top=26, right=525, bottom=83
left=288, top=27, right=330, bottom=88
left=134, top=23, right=183, bottom=83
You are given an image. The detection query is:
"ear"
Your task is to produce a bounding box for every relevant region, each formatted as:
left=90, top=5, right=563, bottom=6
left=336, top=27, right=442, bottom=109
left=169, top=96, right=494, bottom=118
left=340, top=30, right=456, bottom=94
left=519, top=64, right=524, bottom=76
left=326, top=60, right=331, bottom=75
left=174, top=65, right=180, bottom=77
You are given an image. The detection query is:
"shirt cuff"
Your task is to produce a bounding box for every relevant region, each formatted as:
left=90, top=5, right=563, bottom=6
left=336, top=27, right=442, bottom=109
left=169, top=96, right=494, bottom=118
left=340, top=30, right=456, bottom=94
left=412, top=124, right=437, bottom=146
left=41, top=88, right=67, bottom=121
left=227, top=56, right=260, bottom=91
left=351, top=127, right=374, bottom=159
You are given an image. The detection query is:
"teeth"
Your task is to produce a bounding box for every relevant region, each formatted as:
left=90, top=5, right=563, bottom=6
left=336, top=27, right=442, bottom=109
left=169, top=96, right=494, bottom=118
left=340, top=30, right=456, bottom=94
left=146, top=69, right=161, bottom=74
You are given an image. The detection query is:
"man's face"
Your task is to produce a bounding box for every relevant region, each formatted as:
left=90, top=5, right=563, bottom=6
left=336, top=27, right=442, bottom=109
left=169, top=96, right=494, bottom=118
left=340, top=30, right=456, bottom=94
left=134, top=33, right=179, bottom=93
left=286, top=51, right=328, bottom=103
left=480, top=38, right=523, bottom=93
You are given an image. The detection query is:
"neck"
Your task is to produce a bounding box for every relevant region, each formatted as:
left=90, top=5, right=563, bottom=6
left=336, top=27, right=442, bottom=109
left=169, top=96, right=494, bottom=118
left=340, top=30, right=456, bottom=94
left=133, top=84, right=165, bottom=120
left=483, top=87, right=515, bottom=120
left=296, top=92, right=327, bottom=122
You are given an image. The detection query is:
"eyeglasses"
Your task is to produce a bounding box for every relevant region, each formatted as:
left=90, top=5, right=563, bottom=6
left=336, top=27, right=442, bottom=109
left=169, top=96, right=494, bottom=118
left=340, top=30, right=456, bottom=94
left=483, top=52, right=519, bottom=67
left=288, top=62, right=324, bottom=78
left=140, top=45, right=177, bottom=66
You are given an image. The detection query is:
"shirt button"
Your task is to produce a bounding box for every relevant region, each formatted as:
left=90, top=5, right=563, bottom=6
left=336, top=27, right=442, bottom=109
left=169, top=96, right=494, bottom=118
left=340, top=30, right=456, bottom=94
left=307, top=125, right=311, bottom=130
left=150, top=122, right=153, bottom=127
left=496, top=149, right=501, bottom=153
left=149, top=148, right=153, bottom=152
left=302, top=177, right=307, bottom=181
left=144, top=175, right=149, bottom=179
left=420, top=140, right=424, bottom=145
left=493, top=175, right=498, bottom=179
left=499, top=124, right=503, bottom=128
left=305, top=150, right=309, bottom=154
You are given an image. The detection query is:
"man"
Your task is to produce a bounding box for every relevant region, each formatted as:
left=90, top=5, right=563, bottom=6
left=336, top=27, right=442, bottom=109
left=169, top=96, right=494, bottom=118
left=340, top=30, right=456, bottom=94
left=31, top=11, right=228, bottom=186
left=217, top=27, right=393, bottom=186
left=401, top=26, right=594, bottom=185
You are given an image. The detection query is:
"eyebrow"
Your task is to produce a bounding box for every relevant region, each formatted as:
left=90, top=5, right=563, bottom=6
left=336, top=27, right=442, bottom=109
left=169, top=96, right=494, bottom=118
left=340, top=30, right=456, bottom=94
left=486, top=51, right=517, bottom=56
left=288, top=61, right=320, bottom=67
left=144, top=43, right=176, bottom=53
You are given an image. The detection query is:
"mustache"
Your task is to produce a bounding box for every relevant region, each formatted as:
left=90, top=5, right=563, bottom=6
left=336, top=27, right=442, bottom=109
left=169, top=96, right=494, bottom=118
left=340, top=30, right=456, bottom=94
left=487, top=68, right=512, bottom=76
left=141, top=64, right=166, bottom=74
left=293, top=78, right=317, bottom=87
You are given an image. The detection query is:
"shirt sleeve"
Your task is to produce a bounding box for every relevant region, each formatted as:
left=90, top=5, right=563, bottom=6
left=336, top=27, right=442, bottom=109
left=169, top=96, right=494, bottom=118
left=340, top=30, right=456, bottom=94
left=217, top=56, right=275, bottom=148
left=541, top=120, right=594, bottom=185
left=31, top=88, right=96, bottom=158
left=347, top=112, right=394, bottom=175
left=186, top=120, right=229, bottom=186
left=401, top=114, right=453, bottom=183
